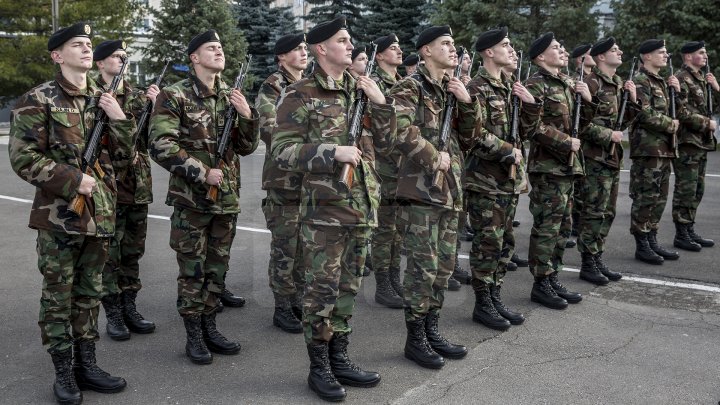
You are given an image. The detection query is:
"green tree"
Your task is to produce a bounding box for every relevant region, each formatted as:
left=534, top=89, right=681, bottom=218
left=360, top=0, right=433, bottom=54
left=0, top=0, right=145, bottom=107
left=143, top=0, right=248, bottom=86
left=304, top=0, right=366, bottom=43
left=235, top=0, right=297, bottom=95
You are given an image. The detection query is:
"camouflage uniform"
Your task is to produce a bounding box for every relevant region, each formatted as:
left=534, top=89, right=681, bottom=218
left=149, top=74, right=259, bottom=317
left=522, top=68, right=586, bottom=276
left=271, top=66, right=396, bottom=343
left=577, top=66, right=638, bottom=254
left=256, top=66, right=305, bottom=302
left=388, top=65, right=480, bottom=321
left=464, top=67, right=527, bottom=289
left=8, top=73, right=136, bottom=352
left=672, top=65, right=717, bottom=225
left=370, top=67, right=404, bottom=278
left=96, top=76, right=154, bottom=296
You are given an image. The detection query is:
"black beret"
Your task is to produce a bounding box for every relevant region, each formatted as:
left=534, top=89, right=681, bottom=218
left=48, top=22, right=92, bottom=51
left=474, top=26, right=508, bottom=52
left=93, top=40, right=127, bottom=61
left=416, top=26, right=452, bottom=50
left=275, top=33, right=306, bottom=55
left=187, top=30, right=221, bottom=55
left=307, top=16, right=347, bottom=45
left=638, top=39, right=665, bottom=55
left=680, top=41, right=705, bottom=54
left=528, top=32, right=555, bottom=59
left=590, top=37, right=615, bottom=56
left=402, top=54, right=419, bottom=66
left=571, top=44, right=592, bottom=59
left=374, top=34, right=399, bottom=53
left=351, top=46, right=366, bottom=61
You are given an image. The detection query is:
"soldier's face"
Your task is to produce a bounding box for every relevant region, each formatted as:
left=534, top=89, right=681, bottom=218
left=601, top=45, right=623, bottom=68
left=350, top=53, right=368, bottom=75
left=378, top=43, right=403, bottom=67
left=405, top=64, right=418, bottom=75
left=581, top=51, right=597, bottom=68
left=98, top=51, right=128, bottom=77
left=279, top=43, right=308, bottom=71
left=489, top=38, right=514, bottom=67
left=52, top=37, right=93, bottom=72
left=540, top=40, right=565, bottom=69
left=191, top=42, right=225, bottom=73
left=645, top=47, right=669, bottom=69
left=426, top=35, right=456, bottom=69
left=323, top=30, right=353, bottom=67
left=688, top=48, right=708, bottom=69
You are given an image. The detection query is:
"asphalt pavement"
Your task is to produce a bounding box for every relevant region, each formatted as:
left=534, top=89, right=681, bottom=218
left=1, top=141, right=719, bottom=404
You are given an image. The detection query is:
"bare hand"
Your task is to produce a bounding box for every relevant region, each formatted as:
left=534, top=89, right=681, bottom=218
left=671, top=119, right=680, bottom=133
left=206, top=168, right=223, bottom=186
left=146, top=84, right=160, bottom=104
left=335, top=145, right=363, bottom=167
left=438, top=151, right=450, bottom=172
left=77, top=173, right=96, bottom=196
left=624, top=80, right=637, bottom=103
left=460, top=75, right=471, bottom=86
left=570, top=138, right=581, bottom=152
left=512, top=147, right=523, bottom=163
left=707, top=73, right=720, bottom=92
left=667, top=76, right=680, bottom=93
left=610, top=130, right=623, bottom=143
left=513, top=82, right=535, bottom=103
left=709, top=120, right=717, bottom=131
left=230, top=89, right=252, bottom=119
left=447, top=77, right=471, bottom=104
left=575, top=81, right=592, bottom=103
left=356, top=76, right=385, bottom=105
left=99, top=93, right=126, bottom=121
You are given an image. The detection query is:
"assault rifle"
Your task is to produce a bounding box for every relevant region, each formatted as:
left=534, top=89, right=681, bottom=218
left=668, top=54, right=678, bottom=150
left=135, top=60, right=171, bottom=143
left=508, top=51, right=523, bottom=180
left=610, top=56, right=637, bottom=156
left=206, top=55, right=252, bottom=202
left=568, top=55, right=586, bottom=167
left=705, top=61, right=715, bottom=142
left=68, top=56, right=128, bottom=216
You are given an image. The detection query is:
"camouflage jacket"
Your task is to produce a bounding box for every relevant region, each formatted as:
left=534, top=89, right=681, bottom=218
left=97, top=75, right=153, bottom=204
left=521, top=67, right=586, bottom=176
left=464, top=66, right=527, bottom=195
left=371, top=66, right=403, bottom=180
left=256, top=66, right=303, bottom=192
left=388, top=65, right=481, bottom=211
left=581, top=66, right=640, bottom=169
left=676, top=65, right=718, bottom=151
left=271, top=65, right=397, bottom=227
left=630, top=66, right=694, bottom=158
left=8, top=73, right=136, bottom=237
left=149, top=74, right=260, bottom=214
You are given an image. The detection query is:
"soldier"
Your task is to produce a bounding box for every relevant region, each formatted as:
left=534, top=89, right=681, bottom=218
left=402, top=53, right=420, bottom=76
left=271, top=17, right=392, bottom=401
left=388, top=25, right=476, bottom=369
left=571, top=44, right=596, bottom=78
left=256, top=33, right=308, bottom=334
left=521, top=32, right=589, bottom=310
left=149, top=30, right=259, bottom=364
left=672, top=41, right=718, bottom=251
left=368, top=33, right=406, bottom=308
left=348, top=46, right=368, bottom=78
left=8, top=22, right=131, bottom=404
left=576, top=37, right=638, bottom=284
left=93, top=40, right=158, bottom=341
left=629, top=39, right=689, bottom=264
left=464, top=27, right=534, bottom=330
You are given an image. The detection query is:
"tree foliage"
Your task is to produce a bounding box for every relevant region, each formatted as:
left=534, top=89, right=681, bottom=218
left=360, top=0, right=434, bottom=54
left=304, top=0, right=365, bottom=43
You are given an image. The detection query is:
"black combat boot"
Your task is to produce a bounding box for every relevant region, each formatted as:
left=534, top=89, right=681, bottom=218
left=512, top=220, right=520, bottom=227
left=549, top=272, right=582, bottom=303
left=73, top=340, right=126, bottom=393
left=511, top=253, right=529, bottom=267
left=458, top=223, right=475, bottom=242
left=273, top=294, right=303, bottom=333
left=451, top=261, right=471, bottom=284
left=594, top=252, right=622, bottom=281
left=291, top=291, right=304, bottom=321
left=506, top=261, right=518, bottom=271
left=374, top=272, right=404, bottom=308
left=307, top=342, right=346, bottom=402
left=50, top=349, right=82, bottom=405
left=634, top=232, right=664, bottom=264
left=447, top=276, right=461, bottom=291
left=579, top=252, right=609, bottom=286
left=216, top=299, right=224, bottom=313
left=201, top=312, right=241, bottom=355
left=648, top=230, right=680, bottom=260
left=120, top=290, right=155, bottom=334
left=389, top=267, right=403, bottom=297
left=531, top=276, right=568, bottom=310
left=472, top=284, right=511, bottom=330
left=328, top=333, right=381, bottom=387
left=489, top=284, right=525, bottom=325
left=404, top=317, right=445, bottom=369
left=565, top=239, right=577, bottom=248
left=688, top=223, right=714, bottom=247
left=101, top=295, right=130, bottom=341
left=363, top=255, right=373, bottom=277
left=424, top=313, right=467, bottom=359
left=674, top=223, right=702, bottom=252
left=183, top=315, right=213, bottom=365
left=219, top=287, right=246, bottom=307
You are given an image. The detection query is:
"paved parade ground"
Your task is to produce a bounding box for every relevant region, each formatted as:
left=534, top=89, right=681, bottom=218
left=1, top=140, right=719, bottom=404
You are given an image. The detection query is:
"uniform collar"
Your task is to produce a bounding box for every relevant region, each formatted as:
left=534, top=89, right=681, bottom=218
left=190, top=73, right=227, bottom=98
left=313, top=65, right=354, bottom=93
left=55, top=72, right=100, bottom=97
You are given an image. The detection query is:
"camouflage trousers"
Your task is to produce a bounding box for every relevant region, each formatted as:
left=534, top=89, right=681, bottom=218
left=577, top=160, right=620, bottom=254
left=629, top=157, right=671, bottom=234
left=102, top=203, right=148, bottom=296
left=301, top=223, right=369, bottom=344
left=467, top=191, right=518, bottom=289
left=396, top=203, right=458, bottom=322
left=528, top=173, right=574, bottom=276
left=37, top=230, right=108, bottom=353
left=170, top=207, right=234, bottom=317
left=370, top=177, right=402, bottom=275
left=262, top=189, right=305, bottom=299
left=672, top=145, right=708, bottom=224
